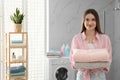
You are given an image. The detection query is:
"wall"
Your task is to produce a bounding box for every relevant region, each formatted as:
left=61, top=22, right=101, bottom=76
left=49, top=0, right=117, bottom=80
left=49, top=0, right=114, bottom=50
left=111, top=0, right=120, bottom=79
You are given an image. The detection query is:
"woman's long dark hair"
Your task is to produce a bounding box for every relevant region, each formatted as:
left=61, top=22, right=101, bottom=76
left=81, top=9, right=103, bottom=34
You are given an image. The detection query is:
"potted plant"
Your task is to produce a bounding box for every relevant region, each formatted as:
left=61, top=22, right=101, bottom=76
left=10, top=8, right=24, bottom=32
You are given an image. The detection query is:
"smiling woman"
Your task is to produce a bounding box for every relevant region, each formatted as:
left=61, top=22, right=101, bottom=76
left=70, top=9, right=112, bottom=80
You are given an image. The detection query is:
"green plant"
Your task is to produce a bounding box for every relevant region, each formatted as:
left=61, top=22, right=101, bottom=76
left=10, top=8, right=24, bottom=24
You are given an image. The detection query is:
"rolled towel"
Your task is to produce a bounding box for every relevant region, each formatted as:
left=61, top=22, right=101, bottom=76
left=73, top=49, right=109, bottom=62
left=10, top=65, right=26, bottom=73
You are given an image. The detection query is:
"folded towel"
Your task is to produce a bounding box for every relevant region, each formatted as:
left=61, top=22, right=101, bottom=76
left=11, top=40, right=23, bottom=44
left=75, top=62, right=110, bottom=69
left=10, top=65, right=26, bottom=73
left=73, top=49, right=109, bottom=62
left=47, top=50, right=61, bottom=56
left=10, top=71, right=25, bottom=76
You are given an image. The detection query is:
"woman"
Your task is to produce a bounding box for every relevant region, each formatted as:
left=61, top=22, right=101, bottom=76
left=70, top=9, right=112, bottom=80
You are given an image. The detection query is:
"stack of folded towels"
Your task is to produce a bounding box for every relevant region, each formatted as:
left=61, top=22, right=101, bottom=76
left=10, top=65, right=26, bottom=76
left=47, top=50, right=61, bottom=57
left=73, top=49, right=110, bottom=69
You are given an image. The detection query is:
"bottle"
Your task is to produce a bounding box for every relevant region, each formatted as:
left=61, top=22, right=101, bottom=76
left=61, top=44, right=65, bottom=56
left=12, top=52, right=16, bottom=59
left=65, top=44, right=70, bottom=57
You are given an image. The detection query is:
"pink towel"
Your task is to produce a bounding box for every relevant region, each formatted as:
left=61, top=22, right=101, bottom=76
left=73, top=49, right=109, bottom=62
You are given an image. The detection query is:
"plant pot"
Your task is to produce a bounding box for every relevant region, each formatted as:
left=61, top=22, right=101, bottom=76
left=14, top=24, right=22, bottom=32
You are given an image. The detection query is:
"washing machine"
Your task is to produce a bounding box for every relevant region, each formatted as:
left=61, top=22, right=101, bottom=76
left=47, top=57, right=75, bottom=80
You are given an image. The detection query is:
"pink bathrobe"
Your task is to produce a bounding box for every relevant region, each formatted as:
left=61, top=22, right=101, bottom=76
left=70, top=32, right=112, bottom=80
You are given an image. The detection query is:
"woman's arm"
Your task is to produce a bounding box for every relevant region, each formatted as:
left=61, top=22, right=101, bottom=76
left=69, top=36, right=77, bottom=70
left=102, top=35, right=112, bottom=73
left=69, top=35, right=85, bottom=71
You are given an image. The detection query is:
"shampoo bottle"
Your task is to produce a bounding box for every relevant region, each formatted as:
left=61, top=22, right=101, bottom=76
left=61, top=44, right=65, bottom=56
left=65, top=44, right=70, bottom=57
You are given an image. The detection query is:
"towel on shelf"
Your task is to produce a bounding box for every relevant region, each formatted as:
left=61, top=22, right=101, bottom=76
left=10, top=71, right=25, bottom=76
left=47, top=50, right=61, bottom=56
left=11, top=40, right=23, bottom=44
left=10, top=65, right=26, bottom=73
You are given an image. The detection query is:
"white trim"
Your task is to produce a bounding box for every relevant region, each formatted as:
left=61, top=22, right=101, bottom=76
left=46, top=0, right=49, bottom=52
left=1, top=0, right=5, bottom=79
left=22, top=0, right=28, bottom=32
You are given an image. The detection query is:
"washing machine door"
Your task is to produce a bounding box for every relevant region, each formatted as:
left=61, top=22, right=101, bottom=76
left=55, top=67, right=68, bottom=80
left=53, top=65, right=75, bottom=80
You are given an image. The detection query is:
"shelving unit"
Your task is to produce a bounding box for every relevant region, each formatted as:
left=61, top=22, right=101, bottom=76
left=6, top=32, right=28, bottom=80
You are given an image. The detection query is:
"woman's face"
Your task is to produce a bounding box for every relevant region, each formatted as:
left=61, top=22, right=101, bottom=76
left=84, top=13, right=96, bottom=31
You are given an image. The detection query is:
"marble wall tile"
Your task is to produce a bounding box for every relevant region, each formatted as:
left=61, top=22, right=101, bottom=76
left=49, top=0, right=114, bottom=50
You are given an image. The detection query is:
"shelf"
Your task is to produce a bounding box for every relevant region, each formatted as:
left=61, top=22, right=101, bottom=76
left=7, top=75, right=25, bottom=79
left=11, top=75, right=25, bottom=77
left=10, top=60, right=26, bottom=63
left=9, top=32, right=27, bottom=34
left=6, top=32, right=28, bottom=80
left=10, top=44, right=27, bottom=48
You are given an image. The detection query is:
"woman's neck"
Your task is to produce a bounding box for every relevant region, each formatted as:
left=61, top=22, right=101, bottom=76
left=85, top=30, right=96, bottom=43
left=85, top=30, right=96, bottom=37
